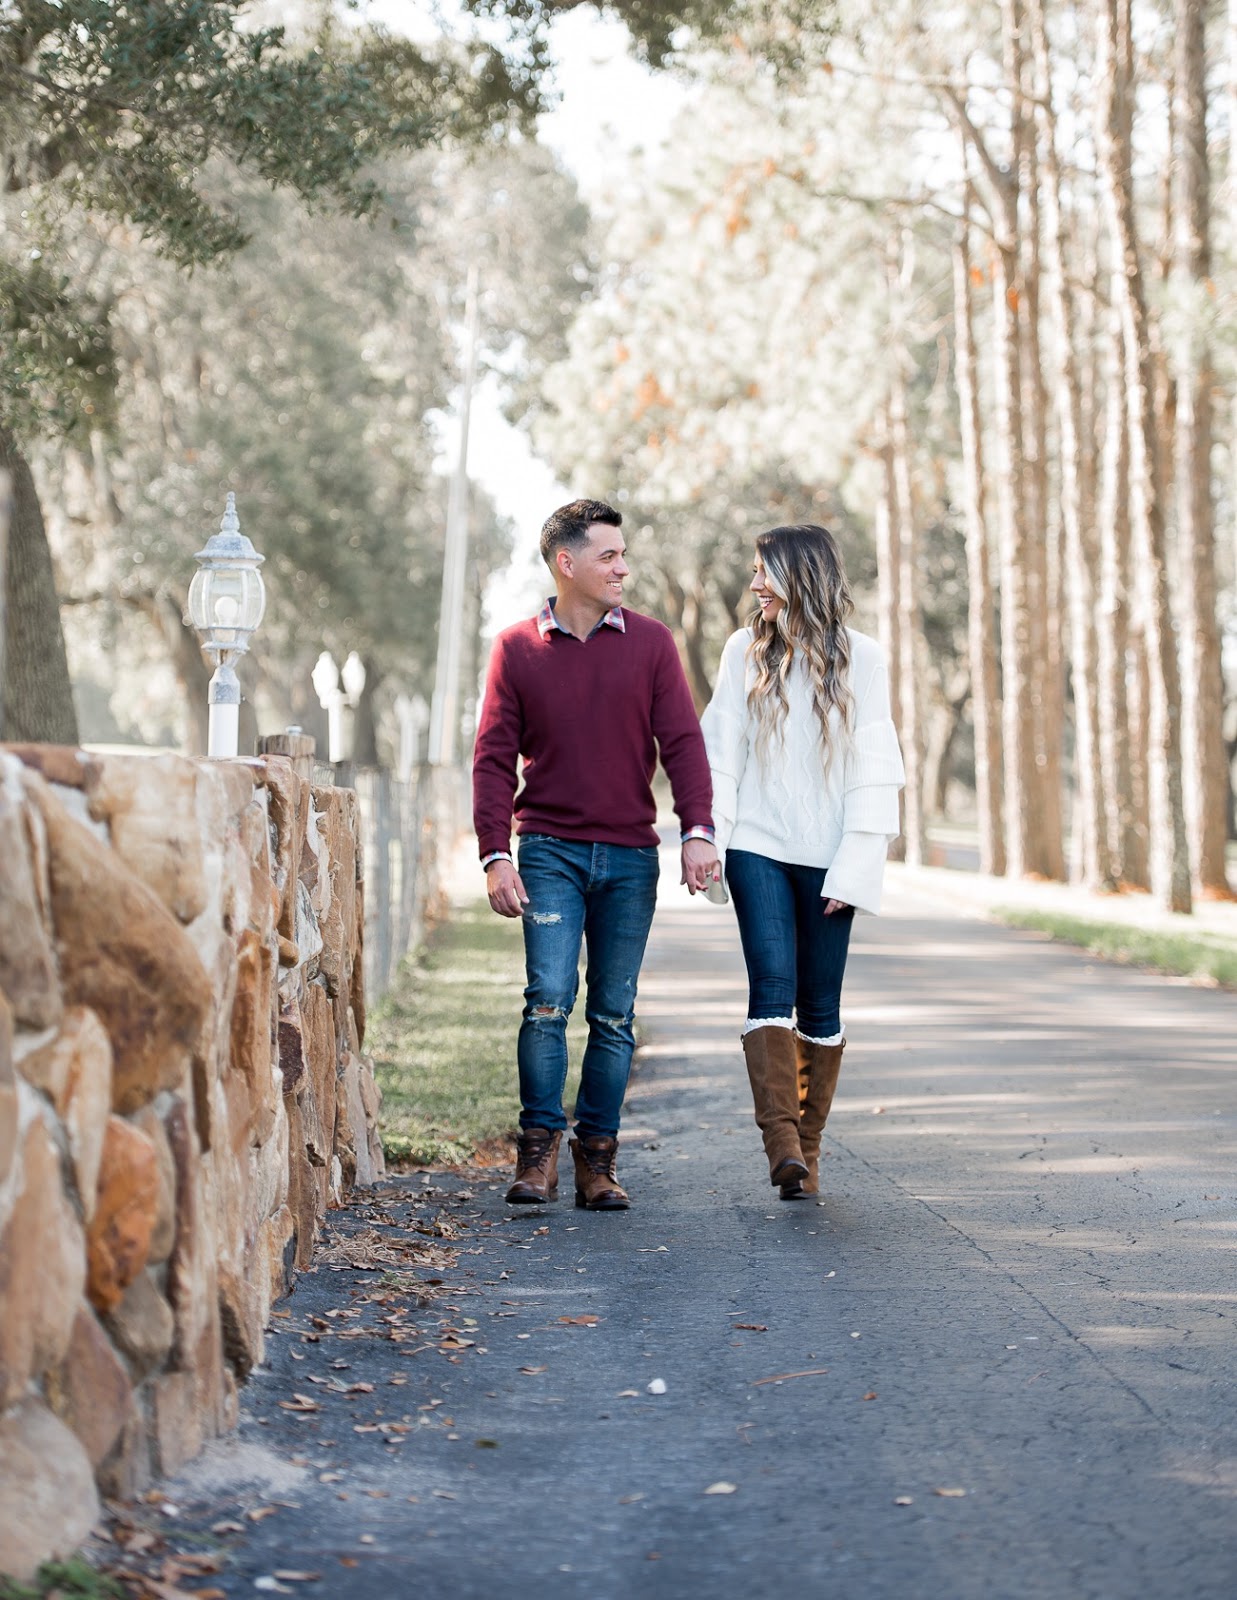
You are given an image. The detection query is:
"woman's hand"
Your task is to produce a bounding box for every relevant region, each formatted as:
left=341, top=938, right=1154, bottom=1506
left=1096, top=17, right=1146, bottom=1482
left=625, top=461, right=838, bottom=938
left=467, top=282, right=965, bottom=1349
left=822, top=897, right=851, bottom=916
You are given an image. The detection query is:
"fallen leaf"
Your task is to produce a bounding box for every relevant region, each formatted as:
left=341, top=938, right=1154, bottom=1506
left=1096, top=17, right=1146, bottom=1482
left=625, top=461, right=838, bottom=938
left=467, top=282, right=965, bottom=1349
left=247, top=1507, right=279, bottom=1523
left=432, top=1490, right=458, bottom=1500
left=647, top=1378, right=667, bottom=1395
left=278, top=1395, right=321, bottom=1414
left=733, top=1324, right=767, bottom=1332
left=211, top=1521, right=244, bottom=1535
left=862, top=1392, right=878, bottom=1401
left=520, top=1365, right=548, bottom=1375
left=558, top=1315, right=600, bottom=1326
left=272, top=1573, right=322, bottom=1584
left=619, top=1493, right=645, bottom=1504
left=934, top=1487, right=968, bottom=1498
left=894, top=1496, right=914, bottom=1506
left=346, top=1382, right=375, bottom=1394
left=253, top=1580, right=292, bottom=1594
left=751, top=1368, right=829, bottom=1386
left=339, top=1558, right=359, bottom=1569
left=616, top=1390, right=639, bottom=1398
left=704, top=1482, right=737, bottom=1495
left=475, top=1438, right=500, bottom=1448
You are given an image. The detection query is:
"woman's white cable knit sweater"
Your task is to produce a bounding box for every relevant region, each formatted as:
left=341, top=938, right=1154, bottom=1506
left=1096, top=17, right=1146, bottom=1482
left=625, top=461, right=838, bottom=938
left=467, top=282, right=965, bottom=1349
left=700, top=627, right=906, bottom=915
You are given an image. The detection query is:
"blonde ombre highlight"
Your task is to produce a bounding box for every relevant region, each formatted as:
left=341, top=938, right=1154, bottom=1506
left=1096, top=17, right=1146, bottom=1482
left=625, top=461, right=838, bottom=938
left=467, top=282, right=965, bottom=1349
left=746, top=524, right=855, bottom=767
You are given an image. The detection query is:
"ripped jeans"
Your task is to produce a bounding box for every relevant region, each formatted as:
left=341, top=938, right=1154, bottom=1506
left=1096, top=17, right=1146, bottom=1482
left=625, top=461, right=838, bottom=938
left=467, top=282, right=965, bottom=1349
left=515, top=833, right=660, bottom=1138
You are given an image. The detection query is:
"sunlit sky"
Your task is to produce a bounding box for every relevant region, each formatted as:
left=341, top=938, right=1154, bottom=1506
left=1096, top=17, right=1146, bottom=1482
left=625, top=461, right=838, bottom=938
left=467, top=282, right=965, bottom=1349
left=363, top=1, right=690, bottom=628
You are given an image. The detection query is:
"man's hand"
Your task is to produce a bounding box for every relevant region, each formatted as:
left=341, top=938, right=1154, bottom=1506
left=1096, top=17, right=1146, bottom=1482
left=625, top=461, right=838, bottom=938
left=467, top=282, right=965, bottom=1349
left=486, top=859, right=529, bottom=917
left=680, top=837, right=720, bottom=895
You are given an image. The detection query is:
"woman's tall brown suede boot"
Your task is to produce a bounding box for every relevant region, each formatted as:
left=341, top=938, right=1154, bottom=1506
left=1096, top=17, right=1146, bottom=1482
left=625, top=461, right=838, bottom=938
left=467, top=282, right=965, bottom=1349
left=741, top=1025, right=809, bottom=1192
left=796, top=1034, right=846, bottom=1195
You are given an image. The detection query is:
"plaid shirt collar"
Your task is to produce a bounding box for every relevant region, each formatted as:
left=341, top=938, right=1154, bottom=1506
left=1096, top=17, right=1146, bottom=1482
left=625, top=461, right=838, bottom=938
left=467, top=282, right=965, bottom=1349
left=536, top=597, right=626, bottom=639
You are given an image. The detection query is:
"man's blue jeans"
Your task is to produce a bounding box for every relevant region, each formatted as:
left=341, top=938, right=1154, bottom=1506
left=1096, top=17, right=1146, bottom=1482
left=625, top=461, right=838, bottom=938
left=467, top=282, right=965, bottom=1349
left=515, top=833, right=660, bottom=1138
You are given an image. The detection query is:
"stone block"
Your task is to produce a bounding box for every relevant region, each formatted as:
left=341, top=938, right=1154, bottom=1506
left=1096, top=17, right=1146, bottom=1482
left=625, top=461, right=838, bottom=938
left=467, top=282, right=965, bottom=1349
left=19, top=1006, right=112, bottom=1220
left=87, top=1114, right=159, bottom=1314
left=228, top=926, right=277, bottom=1148
left=6, top=743, right=96, bottom=789
left=339, top=1054, right=382, bottom=1189
left=0, top=755, right=61, bottom=1031
left=0, top=1113, right=86, bottom=1408
left=105, top=1267, right=176, bottom=1380
left=28, top=772, right=212, bottom=1115
left=151, top=1315, right=227, bottom=1477
left=284, top=1095, right=319, bottom=1270
left=0, top=994, right=16, bottom=1204
left=131, top=1103, right=177, bottom=1264
left=277, top=997, right=307, bottom=1092
left=260, top=758, right=305, bottom=941
left=0, top=1399, right=99, bottom=1583
left=217, top=1264, right=261, bottom=1381
left=164, top=1099, right=215, bottom=1370
left=260, top=1202, right=296, bottom=1300
left=97, top=1405, right=155, bottom=1501
left=46, top=1303, right=133, bottom=1468
left=84, top=753, right=209, bottom=924
left=314, top=791, right=357, bottom=1000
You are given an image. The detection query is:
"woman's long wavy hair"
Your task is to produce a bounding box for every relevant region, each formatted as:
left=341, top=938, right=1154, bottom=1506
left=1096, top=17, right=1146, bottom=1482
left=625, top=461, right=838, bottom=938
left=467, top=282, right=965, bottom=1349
left=746, top=524, right=855, bottom=767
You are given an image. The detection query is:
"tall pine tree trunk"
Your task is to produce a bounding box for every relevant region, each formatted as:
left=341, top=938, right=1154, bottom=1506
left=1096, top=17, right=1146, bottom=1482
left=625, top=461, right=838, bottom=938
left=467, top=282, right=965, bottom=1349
left=874, top=409, right=906, bottom=863
left=1018, top=127, right=1066, bottom=879
left=0, top=426, right=80, bottom=745
left=1097, top=304, right=1147, bottom=886
left=1173, top=0, right=1233, bottom=896
left=1096, top=0, right=1193, bottom=912
left=953, top=208, right=1006, bottom=876
left=1030, top=0, right=1110, bottom=888
left=888, top=264, right=925, bottom=867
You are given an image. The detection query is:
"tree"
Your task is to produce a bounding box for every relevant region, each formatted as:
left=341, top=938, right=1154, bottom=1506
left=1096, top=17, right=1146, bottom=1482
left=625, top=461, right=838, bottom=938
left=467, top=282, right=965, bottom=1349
left=0, top=0, right=538, bottom=740
left=36, top=141, right=586, bottom=753
left=1095, top=0, right=1193, bottom=912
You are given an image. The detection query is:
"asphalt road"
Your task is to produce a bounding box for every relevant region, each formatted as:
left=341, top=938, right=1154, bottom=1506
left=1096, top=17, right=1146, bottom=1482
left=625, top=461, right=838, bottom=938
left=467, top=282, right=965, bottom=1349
left=152, top=866, right=1237, bottom=1600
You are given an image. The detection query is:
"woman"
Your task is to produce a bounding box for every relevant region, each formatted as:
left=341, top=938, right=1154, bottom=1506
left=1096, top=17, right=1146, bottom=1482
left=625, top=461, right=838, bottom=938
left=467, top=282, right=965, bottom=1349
left=701, top=525, right=905, bottom=1200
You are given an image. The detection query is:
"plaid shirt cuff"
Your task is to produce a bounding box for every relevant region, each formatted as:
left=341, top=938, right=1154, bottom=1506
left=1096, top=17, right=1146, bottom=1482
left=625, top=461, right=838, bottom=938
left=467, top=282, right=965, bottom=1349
left=680, top=826, right=716, bottom=845
left=482, top=851, right=513, bottom=869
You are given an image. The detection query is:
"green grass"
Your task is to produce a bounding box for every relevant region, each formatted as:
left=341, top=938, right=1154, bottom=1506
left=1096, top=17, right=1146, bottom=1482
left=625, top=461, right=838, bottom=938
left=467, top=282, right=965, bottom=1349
left=993, top=907, right=1237, bottom=989
left=367, top=901, right=586, bottom=1166
left=0, top=1561, right=125, bottom=1600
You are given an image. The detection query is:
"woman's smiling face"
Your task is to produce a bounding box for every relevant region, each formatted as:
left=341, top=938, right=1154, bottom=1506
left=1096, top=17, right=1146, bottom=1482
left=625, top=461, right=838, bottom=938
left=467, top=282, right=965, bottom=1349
left=750, top=555, right=785, bottom=622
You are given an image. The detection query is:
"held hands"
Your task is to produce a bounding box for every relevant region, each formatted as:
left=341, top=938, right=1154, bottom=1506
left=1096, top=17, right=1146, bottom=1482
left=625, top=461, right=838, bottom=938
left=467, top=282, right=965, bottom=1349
left=485, top=859, right=529, bottom=918
left=680, top=837, right=721, bottom=895
left=822, top=897, right=851, bottom=915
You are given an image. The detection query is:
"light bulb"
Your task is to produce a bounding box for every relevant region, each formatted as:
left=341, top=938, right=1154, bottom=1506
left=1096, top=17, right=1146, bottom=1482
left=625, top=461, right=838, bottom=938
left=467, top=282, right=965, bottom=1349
left=213, top=594, right=240, bottom=626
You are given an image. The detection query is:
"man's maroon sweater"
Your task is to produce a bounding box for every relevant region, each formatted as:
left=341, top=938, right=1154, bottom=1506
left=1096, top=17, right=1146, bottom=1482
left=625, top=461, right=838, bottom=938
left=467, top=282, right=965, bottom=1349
left=472, top=607, right=713, bottom=856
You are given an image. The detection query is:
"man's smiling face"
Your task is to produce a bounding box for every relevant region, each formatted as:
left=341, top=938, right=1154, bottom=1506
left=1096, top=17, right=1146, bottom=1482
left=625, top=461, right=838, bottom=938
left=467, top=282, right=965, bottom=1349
left=561, top=522, right=630, bottom=610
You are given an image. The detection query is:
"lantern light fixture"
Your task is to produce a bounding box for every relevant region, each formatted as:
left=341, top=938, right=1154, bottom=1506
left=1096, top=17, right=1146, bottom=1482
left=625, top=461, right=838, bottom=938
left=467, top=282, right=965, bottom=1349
left=188, top=492, right=266, bottom=758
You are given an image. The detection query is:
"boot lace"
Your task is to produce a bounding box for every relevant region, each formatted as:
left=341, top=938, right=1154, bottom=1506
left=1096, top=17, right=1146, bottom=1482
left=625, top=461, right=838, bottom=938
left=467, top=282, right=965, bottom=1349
left=517, top=1131, right=555, bottom=1174
left=579, top=1140, right=616, bottom=1179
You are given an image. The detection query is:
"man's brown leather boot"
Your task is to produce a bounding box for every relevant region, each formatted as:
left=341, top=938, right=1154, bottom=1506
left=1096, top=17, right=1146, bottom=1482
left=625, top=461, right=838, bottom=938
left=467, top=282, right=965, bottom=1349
left=796, top=1035, right=846, bottom=1195
left=569, top=1135, right=630, bottom=1210
left=505, top=1127, right=562, bottom=1204
left=741, top=1025, right=809, bottom=1193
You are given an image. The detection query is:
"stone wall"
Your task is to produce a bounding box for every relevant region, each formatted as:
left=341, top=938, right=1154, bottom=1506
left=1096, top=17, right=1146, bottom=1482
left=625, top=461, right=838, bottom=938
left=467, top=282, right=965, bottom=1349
left=0, top=745, right=384, bottom=1581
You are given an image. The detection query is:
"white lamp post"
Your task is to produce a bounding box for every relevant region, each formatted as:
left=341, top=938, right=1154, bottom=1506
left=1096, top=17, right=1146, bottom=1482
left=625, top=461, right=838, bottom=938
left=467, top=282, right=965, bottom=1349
left=312, top=649, right=366, bottom=765
left=188, top=493, right=266, bottom=759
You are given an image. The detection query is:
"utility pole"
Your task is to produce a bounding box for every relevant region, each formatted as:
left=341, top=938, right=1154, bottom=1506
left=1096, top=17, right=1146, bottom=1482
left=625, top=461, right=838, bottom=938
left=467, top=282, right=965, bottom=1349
left=428, top=263, right=480, bottom=767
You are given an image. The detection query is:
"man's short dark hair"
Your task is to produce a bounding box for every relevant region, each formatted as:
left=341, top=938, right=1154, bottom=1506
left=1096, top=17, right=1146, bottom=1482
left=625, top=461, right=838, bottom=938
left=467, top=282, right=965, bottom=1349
left=539, top=499, right=622, bottom=566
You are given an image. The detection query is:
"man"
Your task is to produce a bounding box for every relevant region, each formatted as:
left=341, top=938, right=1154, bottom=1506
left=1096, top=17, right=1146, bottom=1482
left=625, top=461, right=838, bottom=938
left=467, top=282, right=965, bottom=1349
left=473, top=499, right=719, bottom=1209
